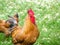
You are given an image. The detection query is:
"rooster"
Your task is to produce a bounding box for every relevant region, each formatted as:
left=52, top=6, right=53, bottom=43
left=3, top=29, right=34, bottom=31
left=0, top=13, right=19, bottom=36
left=11, top=9, right=39, bottom=45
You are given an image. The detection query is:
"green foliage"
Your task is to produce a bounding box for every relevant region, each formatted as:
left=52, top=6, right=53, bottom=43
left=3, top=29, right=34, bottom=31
left=0, top=0, right=60, bottom=45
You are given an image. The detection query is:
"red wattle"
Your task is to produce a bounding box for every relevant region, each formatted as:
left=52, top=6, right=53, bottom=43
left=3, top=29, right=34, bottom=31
left=30, top=16, right=35, bottom=24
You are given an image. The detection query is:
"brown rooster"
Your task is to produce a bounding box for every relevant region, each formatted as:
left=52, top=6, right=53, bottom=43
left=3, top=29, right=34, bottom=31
left=11, top=9, right=39, bottom=45
left=0, top=13, right=19, bottom=36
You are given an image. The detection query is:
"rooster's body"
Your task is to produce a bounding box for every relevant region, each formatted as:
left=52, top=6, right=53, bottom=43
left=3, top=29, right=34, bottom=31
left=11, top=9, right=39, bottom=45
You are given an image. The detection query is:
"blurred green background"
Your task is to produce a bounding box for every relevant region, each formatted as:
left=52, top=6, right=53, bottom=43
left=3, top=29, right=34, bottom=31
left=0, top=0, right=60, bottom=45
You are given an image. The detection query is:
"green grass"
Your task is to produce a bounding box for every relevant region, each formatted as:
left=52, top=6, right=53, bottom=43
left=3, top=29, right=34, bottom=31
left=0, top=0, right=60, bottom=45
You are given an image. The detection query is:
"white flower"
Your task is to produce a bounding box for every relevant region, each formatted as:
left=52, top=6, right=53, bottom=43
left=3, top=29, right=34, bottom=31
left=42, top=27, right=47, bottom=32
left=55, top=13, right=59, bottom=16
left=26, top=0, right=31, bottom=2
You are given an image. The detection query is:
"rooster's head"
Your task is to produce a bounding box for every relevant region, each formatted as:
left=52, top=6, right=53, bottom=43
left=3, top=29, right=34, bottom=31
left=28, top=9, right=35, bottom=24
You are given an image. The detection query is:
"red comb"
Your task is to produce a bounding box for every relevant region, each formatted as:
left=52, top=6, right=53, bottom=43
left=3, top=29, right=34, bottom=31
left=28, top=9, right=34, bottom=15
